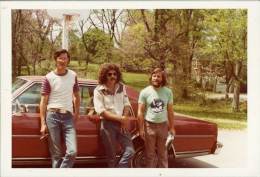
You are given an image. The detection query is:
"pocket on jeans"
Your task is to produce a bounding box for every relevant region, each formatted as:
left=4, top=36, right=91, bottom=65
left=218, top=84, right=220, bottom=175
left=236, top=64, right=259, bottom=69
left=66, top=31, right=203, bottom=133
left=46, top=111, right=55, bottom=120
left=145, top=123, right=155, bottom=135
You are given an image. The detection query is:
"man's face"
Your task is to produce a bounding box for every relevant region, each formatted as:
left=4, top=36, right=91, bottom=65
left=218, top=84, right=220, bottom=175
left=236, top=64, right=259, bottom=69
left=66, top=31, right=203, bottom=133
left=151, top=72, right=163, bottom=88
left=56, top=53, right=69, bottom=70
left=106, top=70, right=117, bottom=84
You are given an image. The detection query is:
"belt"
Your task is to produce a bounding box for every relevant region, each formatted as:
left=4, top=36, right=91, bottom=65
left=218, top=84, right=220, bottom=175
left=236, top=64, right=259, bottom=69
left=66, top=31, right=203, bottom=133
left=48, top=108, right=70, bottom=114
left=145, top=120, right=167, bottom=125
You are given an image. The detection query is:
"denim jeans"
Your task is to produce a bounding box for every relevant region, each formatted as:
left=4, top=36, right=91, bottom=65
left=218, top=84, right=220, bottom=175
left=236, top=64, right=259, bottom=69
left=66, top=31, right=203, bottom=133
left=46, top=111, right=77, bottom=168
left=100, top=119, right=135, bottom=168
left=144, top=121, right=168, bottom=168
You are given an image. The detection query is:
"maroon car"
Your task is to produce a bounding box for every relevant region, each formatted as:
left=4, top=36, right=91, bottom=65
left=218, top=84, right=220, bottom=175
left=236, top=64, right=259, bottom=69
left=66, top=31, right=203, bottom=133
left=12, top=76, right=222, bottom=167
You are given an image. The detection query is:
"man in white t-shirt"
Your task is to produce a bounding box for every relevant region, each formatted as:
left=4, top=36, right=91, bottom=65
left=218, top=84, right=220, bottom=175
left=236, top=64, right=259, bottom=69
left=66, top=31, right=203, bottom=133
left=93, top=63, right=135, bottom=167
left=40, top=49, right=80, bottom=168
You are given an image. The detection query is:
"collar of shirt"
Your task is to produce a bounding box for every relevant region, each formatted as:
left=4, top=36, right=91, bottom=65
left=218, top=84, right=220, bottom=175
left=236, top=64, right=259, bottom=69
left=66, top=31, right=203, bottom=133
left=97, top=83, right=123, bottom=95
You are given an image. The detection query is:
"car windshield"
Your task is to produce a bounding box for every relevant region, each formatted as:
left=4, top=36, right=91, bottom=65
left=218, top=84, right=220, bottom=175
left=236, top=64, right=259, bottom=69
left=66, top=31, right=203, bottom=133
left=12, top=78, right=27, bottom=93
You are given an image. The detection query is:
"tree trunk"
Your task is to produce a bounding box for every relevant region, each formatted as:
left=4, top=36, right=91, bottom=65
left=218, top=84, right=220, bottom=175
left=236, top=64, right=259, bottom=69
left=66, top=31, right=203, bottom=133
left=232, top=61, right=242, bottom=112
left=232, top=80, right=240, bottom=112
left=225, top=84, right=229, bottom=99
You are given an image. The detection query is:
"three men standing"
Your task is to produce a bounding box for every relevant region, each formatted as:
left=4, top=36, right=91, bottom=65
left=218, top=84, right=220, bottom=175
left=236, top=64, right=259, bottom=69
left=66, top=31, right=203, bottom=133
left=39, top=51, right=173, bottom=168
left=40, top=49, right=80, bottom=168
left=138, top=68, right=175, bottom=168
left=93, top=63, right=135, bottom=168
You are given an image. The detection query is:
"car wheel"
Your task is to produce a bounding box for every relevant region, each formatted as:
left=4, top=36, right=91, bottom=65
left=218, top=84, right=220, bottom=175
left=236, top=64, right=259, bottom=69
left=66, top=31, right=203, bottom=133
left=131, top=146, right=174, bottom=168
left=130, top=146, right=146, bottom=168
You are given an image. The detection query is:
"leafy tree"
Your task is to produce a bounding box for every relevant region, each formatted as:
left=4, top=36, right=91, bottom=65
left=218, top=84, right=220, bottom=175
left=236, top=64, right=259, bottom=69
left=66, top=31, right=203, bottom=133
left=12, top=10, right=59, bottom=77
left=81, top=28, right=113, bottom=64
left=121, top=23, right=152, bottom=72
left=199, top=9, right=247, bottom=111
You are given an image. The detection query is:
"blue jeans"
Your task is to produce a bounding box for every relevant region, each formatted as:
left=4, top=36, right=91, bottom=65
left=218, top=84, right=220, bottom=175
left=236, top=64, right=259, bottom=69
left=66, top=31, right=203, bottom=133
left=46, top=111, right=77, bottom=168
left=100, top=119, right=135, bottom=168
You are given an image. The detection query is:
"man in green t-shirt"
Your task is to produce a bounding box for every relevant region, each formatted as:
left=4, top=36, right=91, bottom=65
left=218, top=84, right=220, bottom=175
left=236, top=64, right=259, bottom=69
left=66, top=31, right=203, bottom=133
left=138, top=67, right=175, bottom=168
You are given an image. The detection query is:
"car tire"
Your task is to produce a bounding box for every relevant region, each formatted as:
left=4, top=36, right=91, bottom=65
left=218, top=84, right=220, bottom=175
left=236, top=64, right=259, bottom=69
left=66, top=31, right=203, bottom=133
left=130, top=146, right=146, bottom=168
left=130, top=145, right=174, bottom=168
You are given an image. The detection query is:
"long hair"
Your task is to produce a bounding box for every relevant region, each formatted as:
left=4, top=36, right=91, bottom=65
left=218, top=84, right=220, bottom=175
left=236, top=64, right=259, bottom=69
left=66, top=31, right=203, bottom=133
left=149, top=67, right=167, bottom=86
left=98, top=63, right=122, bottom=84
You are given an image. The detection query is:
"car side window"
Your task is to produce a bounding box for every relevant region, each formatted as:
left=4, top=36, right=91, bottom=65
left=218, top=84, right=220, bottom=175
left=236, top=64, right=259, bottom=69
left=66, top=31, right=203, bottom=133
left=13, top=83, right=41, bottom=113
left=79, top=85, right=96, bottom=115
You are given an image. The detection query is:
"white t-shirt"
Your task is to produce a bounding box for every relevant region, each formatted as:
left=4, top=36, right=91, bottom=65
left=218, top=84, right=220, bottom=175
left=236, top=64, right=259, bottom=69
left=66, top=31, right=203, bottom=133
left=41, top=69, right=79, bottom=113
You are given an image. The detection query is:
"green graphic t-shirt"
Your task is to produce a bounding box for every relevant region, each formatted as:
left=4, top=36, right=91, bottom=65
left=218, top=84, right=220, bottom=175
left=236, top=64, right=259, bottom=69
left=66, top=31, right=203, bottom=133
left=138, top=86, right=173, bottom=123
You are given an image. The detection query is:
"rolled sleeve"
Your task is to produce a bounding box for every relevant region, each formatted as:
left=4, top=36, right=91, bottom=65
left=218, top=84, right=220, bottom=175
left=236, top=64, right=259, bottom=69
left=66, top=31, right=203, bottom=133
left=93, top=89, right=106, bottom=115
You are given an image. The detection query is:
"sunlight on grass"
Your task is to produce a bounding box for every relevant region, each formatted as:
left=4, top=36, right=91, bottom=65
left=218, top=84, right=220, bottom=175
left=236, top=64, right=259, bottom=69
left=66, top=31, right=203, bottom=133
left=50, top=62, right=247, bottom=130
left=174, top=101, right=247, bottom=130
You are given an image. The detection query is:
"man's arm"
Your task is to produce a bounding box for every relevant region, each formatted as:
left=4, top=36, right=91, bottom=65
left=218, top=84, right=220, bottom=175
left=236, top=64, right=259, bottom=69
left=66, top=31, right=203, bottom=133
left=40, top=95, right=49, bottom=135
left=167, top=103, right=176, bottom=135
left=73, top=91, right=80, bottom=120
left=122, top=85, right=131, bottom=117
left=123, top=105, right=131, bottom=116
left=101, top=111, right=126, bottom=122
left=137, top=103, right=146, bottom=139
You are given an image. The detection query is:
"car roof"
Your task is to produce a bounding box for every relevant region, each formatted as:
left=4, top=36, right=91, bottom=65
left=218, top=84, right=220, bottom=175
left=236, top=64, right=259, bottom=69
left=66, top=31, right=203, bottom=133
left=17, top=76, right=98, bottom=85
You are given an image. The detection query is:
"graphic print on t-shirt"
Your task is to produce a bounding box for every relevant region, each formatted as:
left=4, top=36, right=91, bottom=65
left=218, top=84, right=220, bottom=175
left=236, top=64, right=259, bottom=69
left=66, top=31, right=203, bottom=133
left=150, top=98, right=164, bottom=113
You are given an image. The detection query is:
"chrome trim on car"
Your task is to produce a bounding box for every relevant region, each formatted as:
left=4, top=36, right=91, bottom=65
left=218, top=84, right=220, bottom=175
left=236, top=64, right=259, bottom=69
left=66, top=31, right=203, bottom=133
left=12, top=156, right=110, bottom=166
left=12, top=134, right=99, bottom=138
left=176, top=135, right=215, bottom=138
left=175, top=150, right=211, bottom=158
left=131, top=132, right=140, bottom=140
left=169, top=144, right=212, bottom=159
left=214, top=141, right=223, bottom=154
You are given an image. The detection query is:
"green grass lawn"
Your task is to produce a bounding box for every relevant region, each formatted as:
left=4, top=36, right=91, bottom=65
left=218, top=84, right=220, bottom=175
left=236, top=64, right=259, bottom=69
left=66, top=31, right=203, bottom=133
left=22, top=61, right=247, bottom=130
left=122, top=72, right=149, bottom=91
left=174, top=100, right=247, bottom=130
left=72, top=61, right=247, bottom=130
left=70, top=61, right=150, bottom=91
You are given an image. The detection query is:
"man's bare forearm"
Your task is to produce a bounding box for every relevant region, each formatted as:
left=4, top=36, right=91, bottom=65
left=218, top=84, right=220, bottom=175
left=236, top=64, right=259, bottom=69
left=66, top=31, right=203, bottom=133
left=123, top=105, right=131, bottom=116
left=40, top=95, right=48, bottom=125
left=167, top=104, right=175, bottom=131
left=73, top=92, right=80, bottom=115
left=137, top=103, right=145, bottom=131
left=101, top=110, right=124, bottom=122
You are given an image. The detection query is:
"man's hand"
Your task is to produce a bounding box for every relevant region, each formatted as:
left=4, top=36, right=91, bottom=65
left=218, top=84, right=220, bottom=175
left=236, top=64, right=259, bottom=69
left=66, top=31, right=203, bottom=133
left=169, top=127, right=176, bottom=136
left=40, top=123, right=48, bottom=140
left=139, top=127, right=145, bottom=140
left=120, top=116, right=129, bottom=133
left=40, top=123, right=47, bottom=134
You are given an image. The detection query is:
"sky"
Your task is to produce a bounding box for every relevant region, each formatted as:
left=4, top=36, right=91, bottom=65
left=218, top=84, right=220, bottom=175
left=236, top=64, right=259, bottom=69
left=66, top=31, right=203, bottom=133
left=47, top=9, right=90, bottom=20
left=46, top=9, right=92, bottom=39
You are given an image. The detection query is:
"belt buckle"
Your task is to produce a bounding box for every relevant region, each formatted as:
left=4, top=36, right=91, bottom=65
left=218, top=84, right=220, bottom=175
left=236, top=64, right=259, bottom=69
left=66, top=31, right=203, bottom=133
left=59, top=109, right=67, bottom=114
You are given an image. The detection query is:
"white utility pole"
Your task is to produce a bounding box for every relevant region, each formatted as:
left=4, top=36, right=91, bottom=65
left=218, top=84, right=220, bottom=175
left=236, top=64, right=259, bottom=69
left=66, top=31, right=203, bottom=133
left=62, top=14, right=79, bottom=50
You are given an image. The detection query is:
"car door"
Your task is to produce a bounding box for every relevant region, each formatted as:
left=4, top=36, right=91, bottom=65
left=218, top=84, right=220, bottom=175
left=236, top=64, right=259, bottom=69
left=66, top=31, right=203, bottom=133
left=76, top=84, right=106, bottom=157
left=12, top=82, right=49, bottom=159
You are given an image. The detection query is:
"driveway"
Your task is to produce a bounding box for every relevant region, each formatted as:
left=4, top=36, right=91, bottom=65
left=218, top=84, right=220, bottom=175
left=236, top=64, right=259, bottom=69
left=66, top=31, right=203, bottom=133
left=206, top=93, right=247, bottom=102
left=169, top=129, right=247, bottom=168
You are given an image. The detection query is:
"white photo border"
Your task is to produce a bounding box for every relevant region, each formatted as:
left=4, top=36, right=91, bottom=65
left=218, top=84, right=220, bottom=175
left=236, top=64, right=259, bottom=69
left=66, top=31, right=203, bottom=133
left=1, top=1, right=260, bottom=177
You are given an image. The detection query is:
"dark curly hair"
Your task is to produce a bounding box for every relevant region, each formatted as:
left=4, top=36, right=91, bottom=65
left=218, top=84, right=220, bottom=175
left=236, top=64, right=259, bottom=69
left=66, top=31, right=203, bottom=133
left=149, top=67, right=167, bottom=86
left=98, top=63, right=122, bottom=84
